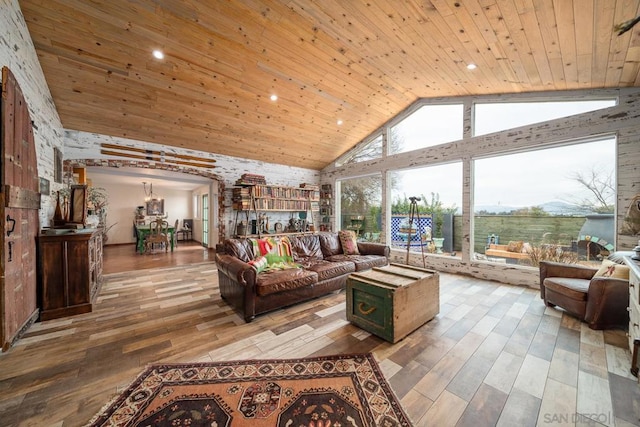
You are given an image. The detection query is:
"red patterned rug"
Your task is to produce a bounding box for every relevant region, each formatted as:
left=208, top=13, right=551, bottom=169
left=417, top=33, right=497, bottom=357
left=87, top=353, right=412, bottom=426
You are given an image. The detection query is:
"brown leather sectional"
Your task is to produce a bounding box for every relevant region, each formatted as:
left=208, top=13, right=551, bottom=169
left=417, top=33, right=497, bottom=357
left=215, top=232, right=389, bottom=322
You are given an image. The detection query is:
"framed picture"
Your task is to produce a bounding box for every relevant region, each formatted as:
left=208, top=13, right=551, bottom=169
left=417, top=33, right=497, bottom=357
left=146, top=198, right=164, bottom=216
left=39, top=177, right=50, bottom=196
left=68, top=184, right=87, bottom=224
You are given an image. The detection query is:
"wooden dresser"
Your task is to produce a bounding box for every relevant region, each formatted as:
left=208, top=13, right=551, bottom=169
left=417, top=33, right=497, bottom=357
left=624, top=256, right=640, bottom=382
left=37, top=230, right=103, bottom=321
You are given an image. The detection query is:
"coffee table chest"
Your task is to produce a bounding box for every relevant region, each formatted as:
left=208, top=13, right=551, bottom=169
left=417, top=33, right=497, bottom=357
left=346, top=263, right=439, bottom=343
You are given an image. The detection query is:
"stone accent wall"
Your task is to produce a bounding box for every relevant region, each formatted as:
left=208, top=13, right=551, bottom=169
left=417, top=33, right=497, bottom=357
left=0, top=0, right=65, bottom=226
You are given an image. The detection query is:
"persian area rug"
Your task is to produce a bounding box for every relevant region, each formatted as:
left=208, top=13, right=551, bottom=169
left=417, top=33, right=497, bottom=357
left=87, top=353, right=412, bottom=427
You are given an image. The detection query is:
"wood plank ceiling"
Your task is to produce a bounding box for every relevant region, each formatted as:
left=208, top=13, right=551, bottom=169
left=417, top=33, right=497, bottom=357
left=19, top=0, right=640, bottom=170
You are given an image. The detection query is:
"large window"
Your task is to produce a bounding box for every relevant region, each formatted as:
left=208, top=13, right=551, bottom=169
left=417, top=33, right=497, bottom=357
left=389, top=104, right=463, bottom=154
left=338, top=175, right=382, bottom=241
left=336, top=134, right=383, bottom=167
left=473, top=137, right=616, bottom=265
left=474, top=99, right=616, bottom=136
left=390, top=163, right=462, bottom=256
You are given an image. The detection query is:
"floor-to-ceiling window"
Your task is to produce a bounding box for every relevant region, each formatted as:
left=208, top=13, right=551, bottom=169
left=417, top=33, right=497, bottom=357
left=473, top=137, right=616, bottom=266
left=390, top=163, right=462, bottom=256
left=331, top=92, right=621, bottom=273
left=337, top=174, right=382, bottom=241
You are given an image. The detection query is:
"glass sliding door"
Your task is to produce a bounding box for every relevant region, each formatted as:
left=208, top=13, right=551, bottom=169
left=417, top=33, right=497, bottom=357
left=202, top=193, right=209, bottom=246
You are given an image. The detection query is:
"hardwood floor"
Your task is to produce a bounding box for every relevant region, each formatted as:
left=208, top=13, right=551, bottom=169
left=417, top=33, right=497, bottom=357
left=0, top=243, right=638, bottom=426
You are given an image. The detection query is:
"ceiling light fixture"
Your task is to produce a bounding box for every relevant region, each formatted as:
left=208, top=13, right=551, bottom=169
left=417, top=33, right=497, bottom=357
left=270, top=94, right=278, bottom=101
left=152, top=50, right=164, bottom=60
left=466, top=63, right=477, bottom=70
left=337, top=119, right=343, bottom=126
left=142, top=181, right=158, bottom=201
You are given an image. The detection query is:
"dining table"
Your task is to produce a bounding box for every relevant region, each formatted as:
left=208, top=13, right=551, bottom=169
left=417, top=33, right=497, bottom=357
left=135, top=224, right=175, bottom=254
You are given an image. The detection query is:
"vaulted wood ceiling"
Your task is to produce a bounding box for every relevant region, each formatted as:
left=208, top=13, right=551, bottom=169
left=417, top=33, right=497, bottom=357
left=19, top=0, right=640, bottom=170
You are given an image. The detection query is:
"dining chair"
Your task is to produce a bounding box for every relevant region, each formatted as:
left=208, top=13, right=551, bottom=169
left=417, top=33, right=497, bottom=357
left=176, top=219, right=193, bottom=241
left=145, top=220, right=169, bottom=253
left=133, top=220, right=143, bottom=254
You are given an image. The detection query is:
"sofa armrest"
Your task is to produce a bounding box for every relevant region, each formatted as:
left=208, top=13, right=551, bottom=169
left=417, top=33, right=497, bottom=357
left=357, top=241, right=390, bottom=258
left=215, top=253, right=256, bottom=286
left=585, top=277, right=629, bottom=328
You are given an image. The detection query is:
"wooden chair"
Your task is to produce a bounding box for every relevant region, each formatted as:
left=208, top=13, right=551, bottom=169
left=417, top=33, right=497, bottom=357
left=133, top=220, right=143, bottom=254
left=145, top=220, right=169, bottom=253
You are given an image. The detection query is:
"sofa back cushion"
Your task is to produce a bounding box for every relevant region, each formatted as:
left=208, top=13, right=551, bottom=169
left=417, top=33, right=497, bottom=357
left=224, top=238, right=254, bottom=262
left=290, top=234, right=323, bottom=262
left=319, top=232, right=343, bottom=257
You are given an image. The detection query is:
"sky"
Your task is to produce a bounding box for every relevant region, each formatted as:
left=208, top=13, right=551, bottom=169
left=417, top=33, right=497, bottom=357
left=391, top=100, right=617, bottom=210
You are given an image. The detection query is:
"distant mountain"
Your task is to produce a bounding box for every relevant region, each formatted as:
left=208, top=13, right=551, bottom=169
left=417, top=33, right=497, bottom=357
left=474, top=201, right=592, bottom=215
left=538, top=201, right=591, bottom=215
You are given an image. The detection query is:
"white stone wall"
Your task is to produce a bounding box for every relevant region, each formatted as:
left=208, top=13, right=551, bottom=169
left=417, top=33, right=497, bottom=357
left=64, top=131, right=320, bottom=241
left=0, top=0, right=65, bottom=226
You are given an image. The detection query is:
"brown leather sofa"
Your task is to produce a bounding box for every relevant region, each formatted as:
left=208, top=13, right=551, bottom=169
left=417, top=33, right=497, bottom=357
left=216, top=232, right=390, bottom=322
left=539, top=261, right=629, bottom=330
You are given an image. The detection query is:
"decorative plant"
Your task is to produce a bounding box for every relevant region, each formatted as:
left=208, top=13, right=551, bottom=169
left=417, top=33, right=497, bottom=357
left=525, top=243, right=579, bottom=267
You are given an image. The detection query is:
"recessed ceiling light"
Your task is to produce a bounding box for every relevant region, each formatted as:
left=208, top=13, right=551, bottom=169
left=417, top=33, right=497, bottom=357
left=270, top=94, right=278, bottom=101
left=152, top=50, right=164, bottom=60
left=337, top=119, right=344, bottom=126
left=466, top=63, right=477, bottom=70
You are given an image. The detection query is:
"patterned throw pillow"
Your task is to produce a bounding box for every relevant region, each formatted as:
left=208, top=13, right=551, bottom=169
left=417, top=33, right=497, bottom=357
left=594, top=259, right=630, bottom=280
left=248, top=255, right=268, bottom=273
left=338, top=230, right=360, bottom=255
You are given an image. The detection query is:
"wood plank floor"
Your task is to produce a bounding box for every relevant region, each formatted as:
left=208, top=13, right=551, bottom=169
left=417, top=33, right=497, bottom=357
left=0, top=243, right=638, bottom=426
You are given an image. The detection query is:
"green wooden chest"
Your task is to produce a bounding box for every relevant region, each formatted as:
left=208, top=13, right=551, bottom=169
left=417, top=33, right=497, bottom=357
left=346, top=263, right=439, bottom=343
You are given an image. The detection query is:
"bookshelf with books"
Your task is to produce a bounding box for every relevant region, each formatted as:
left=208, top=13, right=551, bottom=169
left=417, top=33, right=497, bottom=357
left=319, top=184, right=333, bottom=232
left=233, top=183, right=320, bottom=237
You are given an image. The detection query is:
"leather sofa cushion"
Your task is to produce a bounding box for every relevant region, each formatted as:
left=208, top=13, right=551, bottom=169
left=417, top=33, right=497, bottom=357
left=290, top=234, right=324, bottom=262
left=256, top=268, right=318, bottom=296
left=319, top=232, right=343, bottom=257
left=326, top=254, right=388, bottom=271
left=543, top=277, right=590, bottom=301
left=305, top=260, right=355, bottom=281
left=224, top=238, right=254, bottom=262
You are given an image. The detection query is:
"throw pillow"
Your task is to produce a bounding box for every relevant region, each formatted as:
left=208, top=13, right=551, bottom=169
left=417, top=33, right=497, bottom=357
left=594, top=259, right=630, bottom=280
left=507, top=241, right=524, bottom=253
left=248, top=255, right=268, bottom=273
left=339, top=230, right=360, bottom=255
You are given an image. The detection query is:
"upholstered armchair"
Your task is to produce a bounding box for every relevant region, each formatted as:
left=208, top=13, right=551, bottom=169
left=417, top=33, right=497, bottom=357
left=539, top=260, right=629, bottom=330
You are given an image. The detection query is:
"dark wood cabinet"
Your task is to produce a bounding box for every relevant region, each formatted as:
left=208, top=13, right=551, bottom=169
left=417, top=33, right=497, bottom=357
left=37, top=230, right=103, bottom=321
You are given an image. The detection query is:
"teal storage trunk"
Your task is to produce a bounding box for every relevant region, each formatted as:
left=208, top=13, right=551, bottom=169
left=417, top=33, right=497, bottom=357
left=346, top=263, right=439, bottom=343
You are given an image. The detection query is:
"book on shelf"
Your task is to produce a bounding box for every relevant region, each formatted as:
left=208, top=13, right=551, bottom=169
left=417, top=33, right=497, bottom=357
left=236, top=173, right=266, bottom=186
